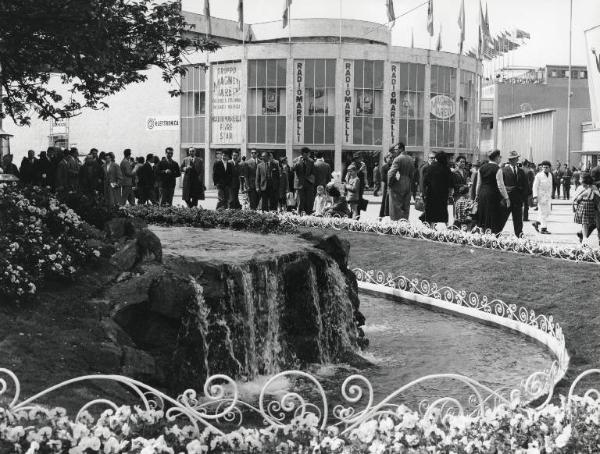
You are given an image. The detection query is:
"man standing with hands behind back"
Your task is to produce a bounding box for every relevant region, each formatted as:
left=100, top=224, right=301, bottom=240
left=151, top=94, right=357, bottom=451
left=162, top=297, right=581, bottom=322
left=292, top=147, right=315, bottom=215
left=501, top=150, right=529, bottom=237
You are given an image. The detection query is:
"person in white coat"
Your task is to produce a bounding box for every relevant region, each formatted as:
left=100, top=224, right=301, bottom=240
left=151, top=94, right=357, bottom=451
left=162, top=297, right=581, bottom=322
left=532, top=160, right=553, bottom=234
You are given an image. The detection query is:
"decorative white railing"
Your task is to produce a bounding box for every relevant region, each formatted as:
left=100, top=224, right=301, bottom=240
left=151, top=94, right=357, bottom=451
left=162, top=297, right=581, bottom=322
left=352, top=267, right=570, bottom=409
left=278, top=213, right=600, bottom=264
left=0, top=365, right=570, bottom=438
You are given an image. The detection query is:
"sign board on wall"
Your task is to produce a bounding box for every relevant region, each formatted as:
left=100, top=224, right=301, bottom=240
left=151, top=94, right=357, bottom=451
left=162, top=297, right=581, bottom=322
left=585, top=25, right=600, bottom=128
left=145, top=116, right=180, bottom=131
left=295, top=60, right=305, bottom=144
left=51, top=119, right=67, bottom=135
left=212, top=62, right=242, bottom=144
left=390, top=63, right=398, bottom=145
left=430, top=95, right=456, bottom=120
left=343, top=60, right=354, bottom=144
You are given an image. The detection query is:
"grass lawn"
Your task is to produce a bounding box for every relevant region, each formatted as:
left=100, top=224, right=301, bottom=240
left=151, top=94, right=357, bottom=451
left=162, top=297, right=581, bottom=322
left=314, top=228, right=600, bottom=397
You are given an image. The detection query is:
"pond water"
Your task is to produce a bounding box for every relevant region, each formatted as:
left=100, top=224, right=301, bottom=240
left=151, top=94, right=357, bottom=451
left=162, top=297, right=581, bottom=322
left=307, top=293, right=556, bottom=411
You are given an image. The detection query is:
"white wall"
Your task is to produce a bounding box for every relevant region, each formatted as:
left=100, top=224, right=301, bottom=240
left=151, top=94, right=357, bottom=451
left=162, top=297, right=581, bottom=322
left=4, top=66, right=179, bottom=164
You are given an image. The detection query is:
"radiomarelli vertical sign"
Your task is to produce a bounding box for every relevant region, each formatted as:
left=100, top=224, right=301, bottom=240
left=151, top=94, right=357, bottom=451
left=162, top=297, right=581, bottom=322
left=585, top=25, right=600, bottom=129
left=390, top=63, right=398, bottom=146
left=212, top=62, right=242, bottom=144
left=343, top=61, right=354, bottom=144
left=295, top=60, right=305, bottom=144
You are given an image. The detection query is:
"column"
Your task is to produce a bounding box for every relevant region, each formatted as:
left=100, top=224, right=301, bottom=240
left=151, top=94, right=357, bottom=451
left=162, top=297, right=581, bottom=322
left=423, top=57, right=432, bottom=157
left=382, top=56, right=391, bottom=161
left=286, top=53, right=294, bottom=162
left=334, top=51, right=344, bottom=172
left=204, top=59, right=212, bottom=189
left=240, top=51, right=248, bottom=157
left=454, top=57, right=461, bottom=157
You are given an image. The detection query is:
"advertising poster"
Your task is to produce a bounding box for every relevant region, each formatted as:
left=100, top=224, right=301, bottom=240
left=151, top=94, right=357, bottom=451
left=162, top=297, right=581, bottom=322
left=264, top=88, right=278, bottom=114
left=309, top=89, right=328, bottom=115
left=343, top=60, right=353, bottom=144
left=145, top=116, right=180, bottom=131
left=212, top=62, right=242, bottom=144
left=585, top=25, right=600, bottom=128
left=295, top=60, right=305, bottom=144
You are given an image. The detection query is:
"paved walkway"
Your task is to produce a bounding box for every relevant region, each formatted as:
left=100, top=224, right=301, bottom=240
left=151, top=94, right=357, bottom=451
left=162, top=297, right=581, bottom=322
left=164, top=188, right=594, bottom=248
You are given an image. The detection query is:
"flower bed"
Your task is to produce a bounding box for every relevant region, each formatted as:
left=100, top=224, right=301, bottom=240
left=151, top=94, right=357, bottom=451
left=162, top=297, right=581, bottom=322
left=122, top=206, right=297, bottom=234
left=0, top=183, right=99, bottom=303
left=1, top=390, right=599, bottom=453
left=278, top=214, right=600, bottom=264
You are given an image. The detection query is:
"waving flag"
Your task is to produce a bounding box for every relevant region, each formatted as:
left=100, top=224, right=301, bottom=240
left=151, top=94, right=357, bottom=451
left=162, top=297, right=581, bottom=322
left=427, top=0, right=434, bottom=37
left=282, top=0, right=292, bottom=28
left=387, top=0, right=396, bottom=23
left=458, top=0, right=465, bottom=52
left=436, top=25, right=442, bottom=51
left=204, top=0, right=211, bottom=35
left=238, top=0, right=244, bottom=32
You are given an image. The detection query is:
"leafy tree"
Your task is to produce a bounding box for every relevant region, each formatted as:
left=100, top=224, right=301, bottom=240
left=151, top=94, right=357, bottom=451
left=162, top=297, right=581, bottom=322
left=0, top=0, right=218, bottom=125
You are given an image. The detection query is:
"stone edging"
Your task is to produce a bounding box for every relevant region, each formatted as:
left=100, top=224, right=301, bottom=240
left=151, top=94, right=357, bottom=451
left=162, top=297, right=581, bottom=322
left=352, top=268, right=570, bottom=402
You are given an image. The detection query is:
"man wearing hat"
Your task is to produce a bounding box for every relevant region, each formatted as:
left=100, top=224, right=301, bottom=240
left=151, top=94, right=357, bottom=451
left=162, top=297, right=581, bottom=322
left=387, top=142, right=415, bottom=221
left=501, top=150, right=530, bottom=237
left=292, top=147, right=316, bottom=214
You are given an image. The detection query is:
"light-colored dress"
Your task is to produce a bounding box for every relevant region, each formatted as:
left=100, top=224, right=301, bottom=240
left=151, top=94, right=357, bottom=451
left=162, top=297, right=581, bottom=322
left=532, top=171, right=553, bottom=228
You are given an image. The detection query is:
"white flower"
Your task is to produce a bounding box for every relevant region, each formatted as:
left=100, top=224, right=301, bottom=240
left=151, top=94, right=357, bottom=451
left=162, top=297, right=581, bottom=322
left=554, top=423, right=571, bottom=448
left=186, top=439, right=208, bottom=454
left=353, top=420, right=378, bottom=444
left=48, top=254, right=57, bottom=261
left=24, top=440, right=40, bottom=454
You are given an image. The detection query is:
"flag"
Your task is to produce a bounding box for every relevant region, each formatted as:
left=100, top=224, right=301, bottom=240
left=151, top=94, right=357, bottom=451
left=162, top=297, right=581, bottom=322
left=204, top=0, right=211, bottom=36
left=238, top=0, right=244, bottom=32
left=282, top=0, right=292, bottom=28
left=457, top=0, right=465, bottom=52
left=515, top=29, right=531, bottom=40
left=436, top=26, right=442, bottom=51
left=427, top=0, right=434, bottom=37
left=386, top=0, right=396, bottom=23
left=478, top=1, right=492, bottom=58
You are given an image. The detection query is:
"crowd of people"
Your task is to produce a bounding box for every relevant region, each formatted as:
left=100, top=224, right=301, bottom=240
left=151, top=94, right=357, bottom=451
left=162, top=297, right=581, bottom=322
left=376, top=143, right=600, bottom=243
left=2, top=143, right=599, bottom=244
left=0, top=146, right=185, bottom=207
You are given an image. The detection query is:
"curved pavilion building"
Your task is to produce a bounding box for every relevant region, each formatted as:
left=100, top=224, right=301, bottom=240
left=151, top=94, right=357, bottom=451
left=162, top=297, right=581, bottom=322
left=4, top=12, right=482, bottom=186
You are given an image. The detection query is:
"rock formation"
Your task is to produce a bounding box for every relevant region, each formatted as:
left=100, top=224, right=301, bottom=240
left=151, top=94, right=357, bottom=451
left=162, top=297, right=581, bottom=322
left=95, top=220, right=366, bottom=393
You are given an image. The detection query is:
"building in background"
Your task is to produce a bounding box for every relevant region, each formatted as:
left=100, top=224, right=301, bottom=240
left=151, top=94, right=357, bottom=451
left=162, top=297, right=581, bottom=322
left=480, top=65, right=591, bottom=166
left=4, top=12, right=482, bottom=187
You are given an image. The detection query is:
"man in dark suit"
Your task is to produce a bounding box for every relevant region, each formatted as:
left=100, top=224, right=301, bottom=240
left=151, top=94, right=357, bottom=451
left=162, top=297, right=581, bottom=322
left=137, top=154, right=156, bottom=204
left=213, top=151, right=232, bottom=209
left=241, top=149, right=260, bottom=210
left=292, top=147, right=315, bottom=215
left=19, top=150, right=39, bottom=185
left=313, top=151, right=331, bottom=191
left=255, top=152, right=280, bottom=211
left=157, top=147, right=181, bottom=206
left=229, top=151, right=242, bottom=209
left=501, top=150, right=530, bottom=237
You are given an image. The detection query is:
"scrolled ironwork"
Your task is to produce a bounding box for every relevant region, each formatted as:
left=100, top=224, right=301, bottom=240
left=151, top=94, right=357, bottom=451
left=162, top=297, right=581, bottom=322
left=278, top=213, right=600, bottom=264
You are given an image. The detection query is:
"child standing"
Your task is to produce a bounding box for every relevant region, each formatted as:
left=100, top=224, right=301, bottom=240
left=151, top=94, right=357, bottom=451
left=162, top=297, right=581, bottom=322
left=453, top=185, right=474, bottom=230
left=344, top=164, right=361, bottom=219
left=312, top=185, right=331, bottom=216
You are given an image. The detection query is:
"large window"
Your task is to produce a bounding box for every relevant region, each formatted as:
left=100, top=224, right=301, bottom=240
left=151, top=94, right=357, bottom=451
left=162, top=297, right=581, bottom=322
left=459, top=70, right=476, bottom=149
left=181, top=65, right=206, bottom=144
left=247, top=59, right=286, bottom=144
left=353, top=60, right=384, bottom=145
left=303, top=59, right=335, bottom=144
left=430, top=65, right=456, bottom=148
left=396, top=62, right=425, bottom=147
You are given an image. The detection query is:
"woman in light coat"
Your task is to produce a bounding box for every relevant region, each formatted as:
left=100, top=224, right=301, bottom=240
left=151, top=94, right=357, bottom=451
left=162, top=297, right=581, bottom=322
left=532, top=160, right=553, bottom=234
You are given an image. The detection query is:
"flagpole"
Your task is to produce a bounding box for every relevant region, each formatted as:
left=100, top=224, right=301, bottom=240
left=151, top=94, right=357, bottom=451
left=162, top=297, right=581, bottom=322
left=339, top=0, right=342, bottom=45
left=566, top=0, right=573, bottom=167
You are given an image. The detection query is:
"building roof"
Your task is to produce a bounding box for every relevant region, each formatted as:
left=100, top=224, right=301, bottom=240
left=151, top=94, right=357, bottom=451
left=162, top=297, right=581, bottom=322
left=499, top=108, right=555, bottom=121
left=183, top=12, right=391, bottom=45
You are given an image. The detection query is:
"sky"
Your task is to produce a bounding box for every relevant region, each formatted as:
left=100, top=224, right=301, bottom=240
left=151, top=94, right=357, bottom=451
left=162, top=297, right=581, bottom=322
left=181, top=0, right=600, bottom=68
